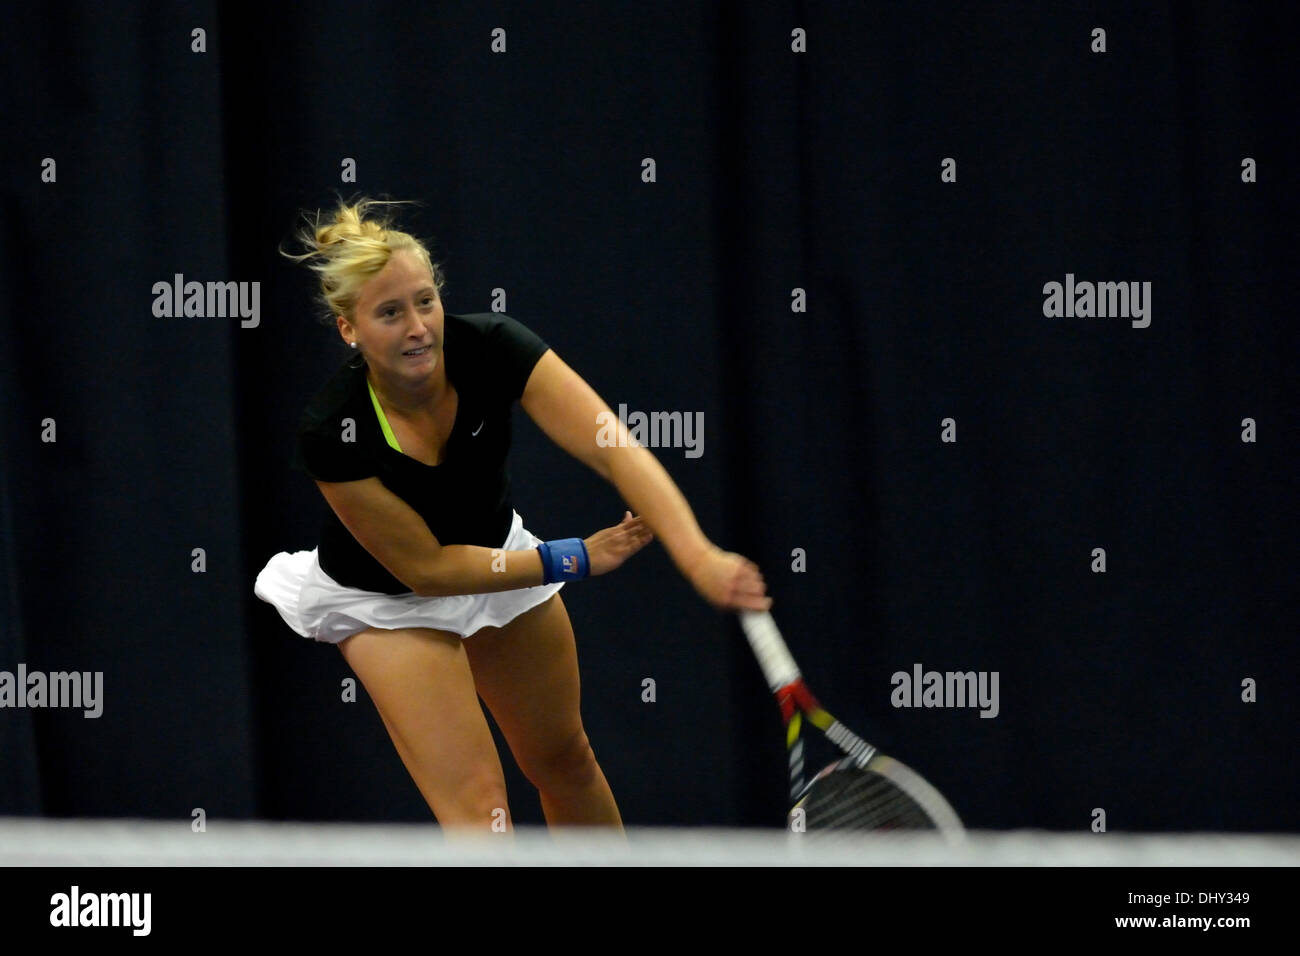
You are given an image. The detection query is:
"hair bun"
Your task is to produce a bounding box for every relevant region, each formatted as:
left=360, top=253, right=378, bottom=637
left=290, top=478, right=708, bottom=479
left=279, top=195, right=444, bottom=328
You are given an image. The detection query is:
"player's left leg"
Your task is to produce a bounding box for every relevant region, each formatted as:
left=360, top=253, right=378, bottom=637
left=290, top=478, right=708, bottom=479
left=463, top=592, right=622, bottom=828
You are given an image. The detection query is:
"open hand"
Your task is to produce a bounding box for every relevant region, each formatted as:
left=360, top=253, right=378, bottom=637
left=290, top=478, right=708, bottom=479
left=583, top=512, right=654, bottom=576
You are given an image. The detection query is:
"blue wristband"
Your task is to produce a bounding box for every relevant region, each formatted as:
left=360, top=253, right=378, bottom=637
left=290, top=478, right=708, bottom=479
left=536, top=538, right=589, bottom=584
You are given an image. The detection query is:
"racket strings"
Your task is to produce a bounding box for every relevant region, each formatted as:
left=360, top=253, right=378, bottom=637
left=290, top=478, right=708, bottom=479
left=828, top=788, right=929, bottom=830
left=799, top=767, right=936, bottom=830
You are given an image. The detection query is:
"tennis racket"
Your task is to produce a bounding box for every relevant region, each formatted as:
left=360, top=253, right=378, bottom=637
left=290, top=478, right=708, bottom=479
left=739, top=610, right=965, bottom=839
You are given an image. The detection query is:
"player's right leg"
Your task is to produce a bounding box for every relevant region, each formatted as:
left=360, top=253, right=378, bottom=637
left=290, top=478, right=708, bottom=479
left=337, top=625, right=511, bottom=830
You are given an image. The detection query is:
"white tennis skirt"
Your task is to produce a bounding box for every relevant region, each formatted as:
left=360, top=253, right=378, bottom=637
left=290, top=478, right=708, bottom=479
left=254, top=509, right=565, bottom=644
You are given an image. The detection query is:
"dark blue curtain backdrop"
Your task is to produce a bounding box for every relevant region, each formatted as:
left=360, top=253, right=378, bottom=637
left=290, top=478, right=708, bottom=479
left=2, top=2, right=1295, bottom=830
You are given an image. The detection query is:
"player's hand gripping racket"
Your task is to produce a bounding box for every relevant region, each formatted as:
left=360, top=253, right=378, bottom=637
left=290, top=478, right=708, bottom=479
left=739, top=610, right=965, bottom=840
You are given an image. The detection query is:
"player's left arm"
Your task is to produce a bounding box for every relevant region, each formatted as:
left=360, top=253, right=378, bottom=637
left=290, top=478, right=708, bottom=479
left=521, top=349, right=769, bottom=610
left=520, top=349, right=711, bottom=575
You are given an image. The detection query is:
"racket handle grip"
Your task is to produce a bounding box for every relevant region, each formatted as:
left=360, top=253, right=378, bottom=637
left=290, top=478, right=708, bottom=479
left=739, top=611, right=801, bottom=691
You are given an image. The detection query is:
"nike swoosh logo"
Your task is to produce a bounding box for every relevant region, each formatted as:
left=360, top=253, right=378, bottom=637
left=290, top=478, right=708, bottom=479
left=471, top=420, right=484, bottom=436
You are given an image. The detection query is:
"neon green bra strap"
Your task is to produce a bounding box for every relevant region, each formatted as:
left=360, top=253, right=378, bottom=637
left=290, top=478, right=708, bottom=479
left=366, top=378, right=403, bottom=452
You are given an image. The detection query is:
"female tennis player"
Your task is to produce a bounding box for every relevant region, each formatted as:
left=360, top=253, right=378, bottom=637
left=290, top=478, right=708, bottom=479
left=255, top=197, right=770, bottom=831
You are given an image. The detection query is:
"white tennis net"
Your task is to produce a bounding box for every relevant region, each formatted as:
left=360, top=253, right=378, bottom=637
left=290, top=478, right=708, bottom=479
left=1, top=818, right=1296, bottom=866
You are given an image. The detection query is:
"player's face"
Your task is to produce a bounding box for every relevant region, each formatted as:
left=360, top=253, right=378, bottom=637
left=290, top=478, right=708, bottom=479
left=345, top=249, right=445, bottom=381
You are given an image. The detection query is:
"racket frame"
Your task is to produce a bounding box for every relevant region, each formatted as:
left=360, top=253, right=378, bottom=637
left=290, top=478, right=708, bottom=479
left=739, top=610, right=965, bottom=838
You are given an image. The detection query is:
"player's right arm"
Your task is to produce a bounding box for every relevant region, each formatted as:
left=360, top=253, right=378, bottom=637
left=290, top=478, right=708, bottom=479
left=314, top=477, right=545, bottom=596
left=313, top=478, right=651, bottom=596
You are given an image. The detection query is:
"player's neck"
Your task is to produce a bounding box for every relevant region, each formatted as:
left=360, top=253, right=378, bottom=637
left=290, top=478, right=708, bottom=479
left=366, top=363, right=451, bottom=416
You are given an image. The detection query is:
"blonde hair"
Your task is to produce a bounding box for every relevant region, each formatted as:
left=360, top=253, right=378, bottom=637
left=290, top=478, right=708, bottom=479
left=280, top=194, right=447, bottom=326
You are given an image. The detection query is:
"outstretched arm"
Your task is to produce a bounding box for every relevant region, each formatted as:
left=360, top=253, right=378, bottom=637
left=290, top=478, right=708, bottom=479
left=521, top=349, right=770, bottom=611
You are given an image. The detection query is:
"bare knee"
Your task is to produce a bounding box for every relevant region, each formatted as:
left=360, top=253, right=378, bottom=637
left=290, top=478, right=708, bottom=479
left=517, top=729, right=599, bottom=794
left=430, top=772, right=512, bottom=829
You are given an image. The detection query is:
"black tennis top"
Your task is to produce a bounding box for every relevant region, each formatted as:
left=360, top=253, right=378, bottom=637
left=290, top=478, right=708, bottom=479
left=292, top=311, right=550, bottom=594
